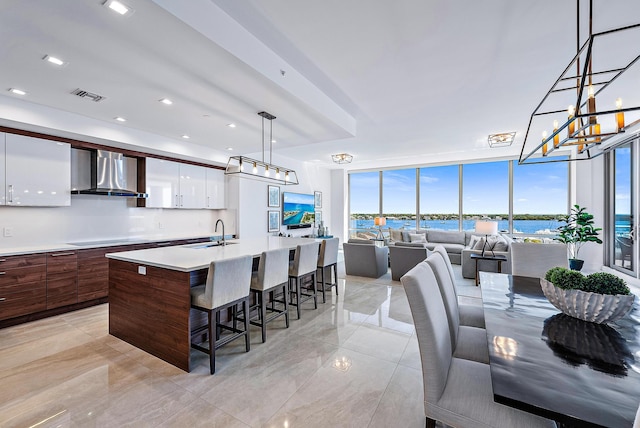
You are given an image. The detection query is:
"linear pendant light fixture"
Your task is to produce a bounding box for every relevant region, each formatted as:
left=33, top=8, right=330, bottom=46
left=225, top=111, right=299, bottom=185
left=519, top=0, right=640, bottom=165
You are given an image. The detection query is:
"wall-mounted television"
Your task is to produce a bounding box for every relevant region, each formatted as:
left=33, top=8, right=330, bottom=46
left=282, top=192, right=315, bottom=226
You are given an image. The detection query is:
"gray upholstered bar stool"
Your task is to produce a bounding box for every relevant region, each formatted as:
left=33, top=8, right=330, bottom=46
left=249, top=248, right=290, bottom=343
left=190, top=255, right=252, bottom=375
left=288, top=242, right=320, bottom=319
left=316, top=237, right=339, bottom=303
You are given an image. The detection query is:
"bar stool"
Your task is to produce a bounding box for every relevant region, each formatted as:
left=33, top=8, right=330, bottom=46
left=316, top=238, right=339, bottom=303
left=288, top=242, right=320, bottom=319
left=190, top=255, right=252, bottom=374
left=249, top=248, right=290, bottom=343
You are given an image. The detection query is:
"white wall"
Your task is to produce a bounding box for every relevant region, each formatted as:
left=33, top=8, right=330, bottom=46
left=0, top=195, right=235, bottom=248
left=233, top=155, right=333, bottom=239
left=330, top=169, right=348, bottom=244
left=574, top=156, right=606, bottom=271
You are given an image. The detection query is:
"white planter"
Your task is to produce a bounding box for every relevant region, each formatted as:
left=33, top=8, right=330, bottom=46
left=540, top=279, right=635, bottom=324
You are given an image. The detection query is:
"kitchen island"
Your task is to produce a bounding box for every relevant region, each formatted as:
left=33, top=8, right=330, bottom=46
left=106, top=236, right=315, bottom=371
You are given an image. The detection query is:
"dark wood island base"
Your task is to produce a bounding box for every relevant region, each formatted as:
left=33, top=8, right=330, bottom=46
left=108, top=259, right=206, bottom=372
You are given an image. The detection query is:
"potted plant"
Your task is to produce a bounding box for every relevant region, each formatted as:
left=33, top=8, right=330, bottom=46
left=555, top=205, right=602, bottom=271
left=541, top=267, right=634, bottom=324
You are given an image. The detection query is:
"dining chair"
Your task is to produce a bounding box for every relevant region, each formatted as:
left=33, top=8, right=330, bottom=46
left=249, top=248, right=290, bottom=343
left=401, top=262, right=557, bottom=428
left=289, top=242, right=321, bottom=319
left=425, top=252, right=488, bottom=364
left=511, top=242, right=568, bottom=278
left=432, top=245, right=485, bottom=329
left=190, top=255, right=252, bottom=374
left=316, top=237, right=339, bottom=303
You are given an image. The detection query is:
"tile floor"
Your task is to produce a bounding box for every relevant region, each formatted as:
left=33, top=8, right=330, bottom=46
left=0, top=263, right=478, bottom=428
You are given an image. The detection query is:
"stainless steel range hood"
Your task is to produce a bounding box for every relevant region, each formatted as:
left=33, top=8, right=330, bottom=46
left=71, top=150, right=147, bottom=198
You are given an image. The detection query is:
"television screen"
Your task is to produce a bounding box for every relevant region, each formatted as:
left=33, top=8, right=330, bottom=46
left=282, top=192, right=315, bottom=225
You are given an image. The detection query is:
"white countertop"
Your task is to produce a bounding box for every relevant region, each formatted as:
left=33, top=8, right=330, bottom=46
left=106, top=236, right=318, bottom=272
left=0, top=234, right=217, bottom=257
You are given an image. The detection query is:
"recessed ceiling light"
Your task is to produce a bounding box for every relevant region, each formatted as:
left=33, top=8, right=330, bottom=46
left=227, top=123, right=236, bottom=128
left=159, top=98, right=172, bottom=105
left=114, top=116, right=126, bottom=122
left=271, top=139, right=276, bottom=143
left=8, top=88, right=27, bottom=95
left=103, top=0, right=133, bottom=16
left=226, top=147, right=233, bottom=151
left=43, top=55, right=66, bottom=66
left=181, top=135, right=190, bottom=139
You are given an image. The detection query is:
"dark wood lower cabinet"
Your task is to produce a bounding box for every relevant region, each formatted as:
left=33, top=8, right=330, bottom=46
left=0, top=254, right=47, bottom=321
left=46, top=251, right=78, bottom=309
left=1, top=237, right=211, bottom=328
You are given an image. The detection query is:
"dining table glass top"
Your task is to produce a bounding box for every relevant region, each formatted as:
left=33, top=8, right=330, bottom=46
left=479, top=272, right=640, bottom=428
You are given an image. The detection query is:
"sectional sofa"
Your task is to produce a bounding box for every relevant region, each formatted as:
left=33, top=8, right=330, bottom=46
left=388, top=228, right=512, bottom=279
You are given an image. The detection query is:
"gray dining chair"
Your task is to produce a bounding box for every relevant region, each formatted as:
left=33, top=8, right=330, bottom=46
left=190, top=255, right=253, bottom=374
left=401, top=262, right=556, bottom=428
left=425, top=252, right=488, bottom=364
left=316, top=237, right=339, bottom=303
left=289, top=242, right=321, bottom=319
left=249, top=248, right=290, bottom=343
left=511, top=242, right=568, bottom=278
left=432, top=245, right=485, bottom=329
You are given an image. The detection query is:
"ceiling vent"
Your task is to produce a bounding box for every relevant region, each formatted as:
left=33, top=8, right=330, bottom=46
left=71, top=88, right=106, bottom=102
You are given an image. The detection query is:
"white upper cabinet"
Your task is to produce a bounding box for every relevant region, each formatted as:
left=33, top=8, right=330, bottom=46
left=145, top=158, right=210, bottom=209
left=0, top=133, right=5, bottom=205
left=5, top=134, right=71, bottom=206
left=205, top=168, right=225, bottom=208
left=178, top=163, right=206, bottom=209
left=145, top=158, right=180, bottom=208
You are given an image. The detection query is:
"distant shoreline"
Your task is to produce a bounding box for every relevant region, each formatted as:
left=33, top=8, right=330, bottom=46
left=350, top=213, right=564, bottom=221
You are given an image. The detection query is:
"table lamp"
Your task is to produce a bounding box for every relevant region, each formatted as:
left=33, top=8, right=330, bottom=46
left=374, top=217, right=386, bottom=240
left=475, top=220, right=498, bottom=256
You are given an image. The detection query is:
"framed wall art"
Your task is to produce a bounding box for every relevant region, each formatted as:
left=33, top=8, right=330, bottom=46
left=268, top=185, right=280, bottom=207
left=268, top=210, right=280, bottom=232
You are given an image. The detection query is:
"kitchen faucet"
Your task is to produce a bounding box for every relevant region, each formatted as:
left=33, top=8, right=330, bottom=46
left=215, top=219, right=225, bottom=246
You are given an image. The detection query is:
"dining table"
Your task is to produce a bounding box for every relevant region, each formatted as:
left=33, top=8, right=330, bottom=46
left=479, top=272, right=640, bottom=428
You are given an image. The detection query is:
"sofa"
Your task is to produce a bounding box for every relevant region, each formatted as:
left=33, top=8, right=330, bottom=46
left=388, top=228, right=512, bottom=279
left=343, top=239, right=389, bottom=278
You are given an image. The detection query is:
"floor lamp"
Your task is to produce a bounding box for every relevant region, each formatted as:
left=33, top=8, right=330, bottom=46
left=374, top=217, right=386, bottom=240
left=475, top=220, right=498, bottom=256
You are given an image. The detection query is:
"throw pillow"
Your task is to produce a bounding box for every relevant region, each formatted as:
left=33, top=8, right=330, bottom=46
left=473, top=237, right=486, bottom=251
left=389, top=228, right=404, bottom=242
left=468, top=235, right=482, bottom=249
left=492, top=235, right=509, bottom=252
left=409, top=233, right=427, bottom=243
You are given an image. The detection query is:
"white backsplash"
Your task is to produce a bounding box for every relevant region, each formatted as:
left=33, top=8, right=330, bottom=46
left=0, top=194, right=236, bottom=248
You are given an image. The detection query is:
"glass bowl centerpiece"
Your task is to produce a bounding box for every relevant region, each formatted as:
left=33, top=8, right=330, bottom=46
left=541, top=267, right=635, bottom=324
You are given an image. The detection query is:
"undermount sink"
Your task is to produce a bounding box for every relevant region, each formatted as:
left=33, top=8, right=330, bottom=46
left=188, top=241, right=235, bottom=249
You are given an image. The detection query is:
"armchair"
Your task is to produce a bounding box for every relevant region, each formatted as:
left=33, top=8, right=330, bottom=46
left=343, top=240, right=389, bottom=278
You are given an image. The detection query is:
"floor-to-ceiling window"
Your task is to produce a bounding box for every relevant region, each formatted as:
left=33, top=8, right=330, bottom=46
left=382, top=168, right=417, bottom=230
left=462, top=161, right=509, bottom=231
left=349, top=171, right=380, bottom=238
left=611, top=143, right=634, bottom=273
left=512, top=159, right=569, bottom=236
left=348, top=158, right=569, bottom=237
left=419, top=165, right=460, bottom=231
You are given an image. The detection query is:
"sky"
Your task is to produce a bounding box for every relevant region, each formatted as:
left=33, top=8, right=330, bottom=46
left=350, top=160, right=569, bottom=215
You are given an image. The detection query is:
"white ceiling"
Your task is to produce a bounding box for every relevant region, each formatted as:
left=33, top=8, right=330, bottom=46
left=1, top=0, right=639, bottom=170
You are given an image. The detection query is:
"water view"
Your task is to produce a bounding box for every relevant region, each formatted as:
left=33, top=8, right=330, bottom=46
left=350, top=216, right=564, bottom=236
